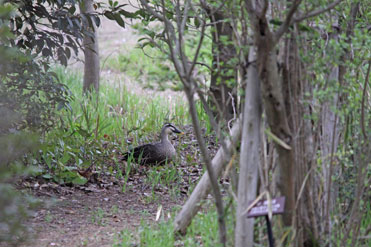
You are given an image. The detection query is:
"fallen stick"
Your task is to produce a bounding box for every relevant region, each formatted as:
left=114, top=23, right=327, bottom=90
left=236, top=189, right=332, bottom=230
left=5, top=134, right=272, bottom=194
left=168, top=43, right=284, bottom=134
left=174, top=118, right=242, bottom=234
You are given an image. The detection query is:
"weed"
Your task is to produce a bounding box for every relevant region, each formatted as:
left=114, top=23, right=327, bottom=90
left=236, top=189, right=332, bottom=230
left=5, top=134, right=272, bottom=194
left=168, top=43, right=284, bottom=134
left=113, top=229, right=135, bottom=247
left=44, top=211, right=53, bottom=223
left=91, top=207, right=106, bottom=226
left=140, top=210, right=150, bottom=217
left=143, top=164, right=183, bottom=203
left=111, top=205, right=119, bottom=216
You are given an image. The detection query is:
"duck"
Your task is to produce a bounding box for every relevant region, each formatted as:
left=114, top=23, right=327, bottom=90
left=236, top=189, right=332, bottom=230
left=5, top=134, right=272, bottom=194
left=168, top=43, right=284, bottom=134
left=121, top=123, right=183, bottom=165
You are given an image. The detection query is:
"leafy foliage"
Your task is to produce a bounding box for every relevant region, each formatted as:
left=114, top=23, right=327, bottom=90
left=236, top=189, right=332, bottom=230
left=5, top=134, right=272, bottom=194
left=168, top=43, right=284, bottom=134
left=7, top=0, right=101, bottom=66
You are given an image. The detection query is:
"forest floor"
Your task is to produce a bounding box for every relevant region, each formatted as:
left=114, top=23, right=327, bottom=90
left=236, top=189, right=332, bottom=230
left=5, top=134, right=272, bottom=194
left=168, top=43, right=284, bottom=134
left=16, top=7, right=214, bottom=246
left=19, top=124, right=216, bottom=247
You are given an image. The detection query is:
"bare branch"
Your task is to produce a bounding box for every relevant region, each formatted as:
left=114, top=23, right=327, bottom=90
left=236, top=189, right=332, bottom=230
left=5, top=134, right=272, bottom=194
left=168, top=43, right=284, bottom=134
left=360, top=61, right=370, bottom=140
left=244, top=0, right=255, bottom=14
left=185, top=89, right=227, bottom=246
left=174, top=0, right=191, bottom=73
left=260, top=0, right=269, bottom=18
left=187, top=2, right=207, bottom=78
left=139, top=0, right=165, bottom=21
left=274, top=0, right=303, bottom=43
left=174, top=118, right=242, bottom=234
left=294, top=0, right=343, bottom=23
left=180, top=0, right=190, bottom=35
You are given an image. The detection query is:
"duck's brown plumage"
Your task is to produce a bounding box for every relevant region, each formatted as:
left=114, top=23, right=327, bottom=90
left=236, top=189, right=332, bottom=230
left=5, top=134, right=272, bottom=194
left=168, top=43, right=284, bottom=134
left=122, top=123, right=183, bottom=165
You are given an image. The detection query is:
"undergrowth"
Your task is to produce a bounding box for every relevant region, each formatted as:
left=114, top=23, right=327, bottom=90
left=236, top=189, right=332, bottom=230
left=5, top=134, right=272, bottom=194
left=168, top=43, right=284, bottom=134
left=32, top=67, right=193, bottom=185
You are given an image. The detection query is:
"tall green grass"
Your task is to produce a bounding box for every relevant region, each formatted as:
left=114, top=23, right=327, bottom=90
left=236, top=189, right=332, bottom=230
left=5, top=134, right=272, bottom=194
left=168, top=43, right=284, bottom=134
left=34, top=66, right=192, bottom=185
left=54, top=66, right=189, bottom=142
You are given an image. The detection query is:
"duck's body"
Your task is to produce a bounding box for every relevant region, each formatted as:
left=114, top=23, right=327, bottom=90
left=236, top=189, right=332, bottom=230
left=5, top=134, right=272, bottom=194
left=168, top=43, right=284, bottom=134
left=122, top=123, right=183, bottom=165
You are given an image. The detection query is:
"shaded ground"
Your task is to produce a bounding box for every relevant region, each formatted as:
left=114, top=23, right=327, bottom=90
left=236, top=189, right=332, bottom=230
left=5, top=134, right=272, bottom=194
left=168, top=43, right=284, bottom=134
left=18, top=124, right=217, bottom=247
left=20, top=178, right=181, bottom=247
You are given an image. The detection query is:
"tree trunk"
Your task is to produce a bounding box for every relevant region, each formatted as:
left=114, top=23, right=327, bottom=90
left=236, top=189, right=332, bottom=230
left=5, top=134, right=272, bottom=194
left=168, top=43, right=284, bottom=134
left=81, top=0, right=100, bottom=93
left=282, top=25, right=319, bottom=245
left=174, top=119, right=242, bottom=234
left=319, top=24, right=341, bottom=242
left=258, top=48, right=295, bottom=226
left=235, top=48, right=262, bottom=247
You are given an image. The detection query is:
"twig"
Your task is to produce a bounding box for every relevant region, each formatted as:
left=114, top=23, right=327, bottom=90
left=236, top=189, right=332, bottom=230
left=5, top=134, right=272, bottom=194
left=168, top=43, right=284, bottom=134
left=187, top=3, right=207, bottom=78
left=294, top=0, right=343, bottom=23
left=186, top=89, right=227, bottom=247
left=360, top=61, right=370, bottom=140
left=264, top=129, right=292, bottom=150
left=227, top=92, right=237, bottom=132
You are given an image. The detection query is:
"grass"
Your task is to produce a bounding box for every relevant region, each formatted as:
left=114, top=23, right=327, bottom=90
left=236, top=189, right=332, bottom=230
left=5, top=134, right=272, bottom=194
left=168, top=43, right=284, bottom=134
left=33, top=66, right=195, bottom=185
left=143, top=163, right=183, bottom=202
left=54, top=66, right=189, bottom=141
left=113, top=202, right=235, bottom=247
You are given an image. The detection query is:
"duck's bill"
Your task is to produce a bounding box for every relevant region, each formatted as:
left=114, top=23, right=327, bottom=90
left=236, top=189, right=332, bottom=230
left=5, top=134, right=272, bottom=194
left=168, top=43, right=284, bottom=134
left=174, top=129, right=184, bottom=134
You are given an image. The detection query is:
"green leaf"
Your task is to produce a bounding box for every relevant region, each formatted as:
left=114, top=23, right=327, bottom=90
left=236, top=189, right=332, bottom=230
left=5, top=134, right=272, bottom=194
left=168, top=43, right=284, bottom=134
left=119, top=9, right=138, bottom=19
left=114, top=13, right=125, bottom=28
left=42, top=174, right=52, bottom=179
left=104, top=11, right=115, bottom=20
left=68, top=6, right=76, bottom=15
left=194, top=17, right=200, bottom=28
left=72, top=175, right=88, bottom=185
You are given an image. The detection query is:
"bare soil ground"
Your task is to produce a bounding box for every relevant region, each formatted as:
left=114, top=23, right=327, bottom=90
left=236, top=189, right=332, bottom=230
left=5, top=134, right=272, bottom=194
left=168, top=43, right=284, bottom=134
left=19, top=176, right=183, bottom=247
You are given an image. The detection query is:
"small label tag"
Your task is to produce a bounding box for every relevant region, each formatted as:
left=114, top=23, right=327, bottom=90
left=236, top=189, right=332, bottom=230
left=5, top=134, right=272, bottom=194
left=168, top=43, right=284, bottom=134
left=247, top=196, right=285, bottom=218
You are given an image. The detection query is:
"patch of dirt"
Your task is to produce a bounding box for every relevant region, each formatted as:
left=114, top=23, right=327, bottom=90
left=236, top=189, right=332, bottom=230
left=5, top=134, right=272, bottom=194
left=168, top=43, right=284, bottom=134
left=19, top=179, right=181, bottom=247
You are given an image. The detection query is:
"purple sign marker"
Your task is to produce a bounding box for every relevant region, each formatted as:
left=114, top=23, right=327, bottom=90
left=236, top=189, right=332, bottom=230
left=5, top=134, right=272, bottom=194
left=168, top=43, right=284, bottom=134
left=247, top=196, right=285, bottom=218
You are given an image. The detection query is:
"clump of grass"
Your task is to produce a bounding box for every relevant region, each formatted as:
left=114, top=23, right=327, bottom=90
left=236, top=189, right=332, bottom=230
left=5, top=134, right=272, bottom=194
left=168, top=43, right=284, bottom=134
left=144, top=164, right=183, bottom=202
left=91, top=207, right=106, bottom=226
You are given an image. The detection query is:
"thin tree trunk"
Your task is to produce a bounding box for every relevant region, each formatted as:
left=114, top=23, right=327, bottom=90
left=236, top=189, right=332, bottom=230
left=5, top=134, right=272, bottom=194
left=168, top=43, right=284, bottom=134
left=235, top=48, right=262, bottom=247
left=259, top=49, right=296, bottom=226
left=319, top=23, right=341, bottom=241
left=244, top=0, right=297, bottom=226
left=81, top=0, right=100, bottom=93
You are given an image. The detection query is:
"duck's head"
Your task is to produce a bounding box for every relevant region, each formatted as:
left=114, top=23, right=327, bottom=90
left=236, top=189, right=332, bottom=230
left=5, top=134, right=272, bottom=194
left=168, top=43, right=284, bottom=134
left=161, top=123, right=184, bottom=136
